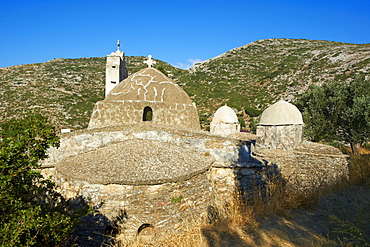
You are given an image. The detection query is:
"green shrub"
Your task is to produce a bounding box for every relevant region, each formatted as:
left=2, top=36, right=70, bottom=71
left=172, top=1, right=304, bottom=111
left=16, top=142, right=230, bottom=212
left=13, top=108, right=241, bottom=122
left=249, top=118, right=259, bottom=134
left=0, top=114, right=88, bottom=246
left=244, top=107, right=262, bottom=117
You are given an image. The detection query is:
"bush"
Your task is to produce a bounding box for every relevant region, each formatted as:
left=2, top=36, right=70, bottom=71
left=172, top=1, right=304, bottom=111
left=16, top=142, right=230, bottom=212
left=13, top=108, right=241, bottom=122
left=0, top=114, right=88, bottom=246
left=295, top=75, right=370, bottom=152
left=249, top=118, right=259, bottom=134
left=244, top=107, right=262, bottom=117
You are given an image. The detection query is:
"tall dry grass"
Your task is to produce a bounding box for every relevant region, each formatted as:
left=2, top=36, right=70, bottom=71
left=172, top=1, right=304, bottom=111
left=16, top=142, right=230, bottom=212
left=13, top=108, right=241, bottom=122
left=349, top=153, right=370, bottom=185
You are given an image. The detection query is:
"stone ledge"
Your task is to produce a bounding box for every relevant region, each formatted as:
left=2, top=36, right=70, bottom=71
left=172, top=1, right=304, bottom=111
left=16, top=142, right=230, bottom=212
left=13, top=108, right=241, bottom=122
left=254, top=140, right=349, bottom=158
left=62, top=123, right=254, bottom=143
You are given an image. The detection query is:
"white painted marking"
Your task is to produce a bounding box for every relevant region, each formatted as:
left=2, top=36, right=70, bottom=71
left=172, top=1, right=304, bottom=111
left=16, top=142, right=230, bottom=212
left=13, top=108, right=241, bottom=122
left=111, top=92, right=122, bottom=95
left=153, top=87, right=157, bottom=101
left=161, top=88, right=166, bottom=102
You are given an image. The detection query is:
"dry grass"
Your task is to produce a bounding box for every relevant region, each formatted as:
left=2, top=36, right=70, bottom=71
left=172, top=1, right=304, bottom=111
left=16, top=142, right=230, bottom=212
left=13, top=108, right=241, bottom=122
left=349, top=152, right=370, bottom=185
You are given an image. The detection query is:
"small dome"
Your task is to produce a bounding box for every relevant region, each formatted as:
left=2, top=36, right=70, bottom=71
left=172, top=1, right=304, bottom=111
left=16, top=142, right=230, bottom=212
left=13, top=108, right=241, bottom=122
left=259, top=100, right=303, bottom=125
left=211, top=105, right=239, bottom=124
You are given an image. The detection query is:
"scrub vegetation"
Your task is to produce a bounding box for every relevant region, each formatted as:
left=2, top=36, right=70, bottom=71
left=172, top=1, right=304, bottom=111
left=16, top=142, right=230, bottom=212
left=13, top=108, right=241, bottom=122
left=1, top=39, right=369, bottom=130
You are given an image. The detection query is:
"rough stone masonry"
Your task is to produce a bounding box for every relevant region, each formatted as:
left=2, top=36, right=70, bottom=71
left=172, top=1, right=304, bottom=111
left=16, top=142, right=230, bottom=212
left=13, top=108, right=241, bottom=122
left=40, top=123, right=348, bottom=243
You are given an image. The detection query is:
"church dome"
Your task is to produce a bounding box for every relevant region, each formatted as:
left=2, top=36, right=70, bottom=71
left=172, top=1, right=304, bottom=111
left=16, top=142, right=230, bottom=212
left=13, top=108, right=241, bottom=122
left=89, top=66, right=200, bottom=130
left=211, top=105, right=239, bottom=123
left=259, top=100, right=303, bottom=125
left=106, top=67, right=193, bottom=104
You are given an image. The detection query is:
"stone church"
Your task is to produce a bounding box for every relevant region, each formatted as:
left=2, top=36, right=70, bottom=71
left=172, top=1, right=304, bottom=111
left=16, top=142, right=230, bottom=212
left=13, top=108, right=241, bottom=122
left=89, top=50, right=200, bottom=130
left=41, top=42, right=349, bottom=245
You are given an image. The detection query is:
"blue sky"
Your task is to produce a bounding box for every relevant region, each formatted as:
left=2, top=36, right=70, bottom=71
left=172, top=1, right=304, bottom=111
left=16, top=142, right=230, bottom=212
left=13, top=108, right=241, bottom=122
left=1, top=0, right=369, bottom=69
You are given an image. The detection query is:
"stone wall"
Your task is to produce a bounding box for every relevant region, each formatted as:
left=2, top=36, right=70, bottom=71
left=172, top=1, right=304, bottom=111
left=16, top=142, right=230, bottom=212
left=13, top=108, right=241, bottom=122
left=40, top=125, right=348, bottom=244
left=256, top=124, right=303, bottom=150
left=210, top=121, right=240, bottom=137
left=41, top=167, right=215, bottom=242
left=40, top=159, right=268, bottom=243
left=254, top=140, right=349, bottom=190
left=89, top=101, right=200, bottom=130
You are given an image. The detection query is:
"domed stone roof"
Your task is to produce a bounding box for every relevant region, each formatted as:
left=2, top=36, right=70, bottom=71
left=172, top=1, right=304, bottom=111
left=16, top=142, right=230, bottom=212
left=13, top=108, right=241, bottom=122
left=56, top=139, right=213, bottom=185
left=106, top=67, right=193, bottom=104
left=211, top=105, right=239, bottom=123
left=259, top=100, right=303, bottom=125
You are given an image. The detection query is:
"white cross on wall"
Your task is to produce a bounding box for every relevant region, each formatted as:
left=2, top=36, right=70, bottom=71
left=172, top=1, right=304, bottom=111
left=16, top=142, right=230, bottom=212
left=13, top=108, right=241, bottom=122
left=144, top=55, right=156, bottom=68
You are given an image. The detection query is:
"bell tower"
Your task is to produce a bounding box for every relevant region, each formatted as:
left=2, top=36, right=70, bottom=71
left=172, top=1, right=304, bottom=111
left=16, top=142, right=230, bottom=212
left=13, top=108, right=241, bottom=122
left=105, top=40, right=128, bottom=97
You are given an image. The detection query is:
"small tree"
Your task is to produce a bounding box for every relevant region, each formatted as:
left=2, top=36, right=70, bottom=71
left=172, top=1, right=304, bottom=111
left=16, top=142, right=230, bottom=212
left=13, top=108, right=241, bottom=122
left=296, top=75, right=370, bottom=152
left=0, top=114, right=87, bottom=246
left=340, top=75, right=370, bottom=152
left=296, top=81, right=347, bottom=142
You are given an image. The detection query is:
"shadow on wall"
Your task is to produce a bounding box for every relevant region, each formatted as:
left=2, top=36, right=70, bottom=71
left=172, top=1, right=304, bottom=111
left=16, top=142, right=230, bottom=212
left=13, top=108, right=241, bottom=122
left=233, top=140, right=284, bottom=201
left=72, top=196, right=120, bottom=247
left=73, top=199, right=156, bottom=246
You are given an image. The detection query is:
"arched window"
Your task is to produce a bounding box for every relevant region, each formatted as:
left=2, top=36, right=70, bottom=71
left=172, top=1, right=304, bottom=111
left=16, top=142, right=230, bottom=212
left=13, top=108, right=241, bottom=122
left=143, top=106, right=153, bottom=121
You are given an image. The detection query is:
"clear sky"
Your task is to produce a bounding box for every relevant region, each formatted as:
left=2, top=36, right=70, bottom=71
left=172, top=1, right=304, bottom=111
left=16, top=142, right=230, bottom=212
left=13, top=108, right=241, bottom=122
left=1, top=0, right=369, bottom=69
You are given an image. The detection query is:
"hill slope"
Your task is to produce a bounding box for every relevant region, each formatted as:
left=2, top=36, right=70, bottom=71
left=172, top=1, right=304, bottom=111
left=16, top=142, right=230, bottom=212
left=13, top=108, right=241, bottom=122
left=0, top=56, right=183, bottom=129
left=179, top=39, right=370, bottom=123
left=1, top=39, right=369, bottom=130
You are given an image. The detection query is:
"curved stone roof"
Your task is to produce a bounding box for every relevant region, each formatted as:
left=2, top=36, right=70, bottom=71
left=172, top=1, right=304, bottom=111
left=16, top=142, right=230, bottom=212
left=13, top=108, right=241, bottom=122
left=56, top=139, right=214, bottom=185
left=259, top=100, right=304, bottom=125
left=106, top=68, right=193, bottom=104
left=211, top=105, right=239, bottom=123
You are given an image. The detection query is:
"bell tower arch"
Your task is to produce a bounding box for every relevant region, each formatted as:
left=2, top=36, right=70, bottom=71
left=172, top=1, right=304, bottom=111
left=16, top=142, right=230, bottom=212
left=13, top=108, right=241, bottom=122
left=105, top=40, right=128, bottom=97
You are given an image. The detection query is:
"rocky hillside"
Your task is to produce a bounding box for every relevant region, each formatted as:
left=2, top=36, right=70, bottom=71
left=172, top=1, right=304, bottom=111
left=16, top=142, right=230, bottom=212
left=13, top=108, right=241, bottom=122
left=0, top=56, right=183, bottom=129
left=179, top=39, right=370, bottom=122
left=1, top=39, right=369, bottom=130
